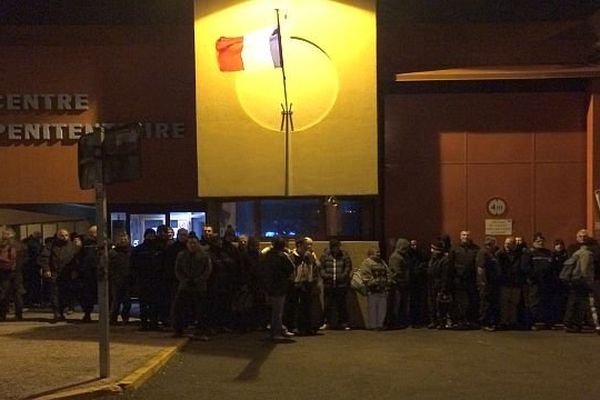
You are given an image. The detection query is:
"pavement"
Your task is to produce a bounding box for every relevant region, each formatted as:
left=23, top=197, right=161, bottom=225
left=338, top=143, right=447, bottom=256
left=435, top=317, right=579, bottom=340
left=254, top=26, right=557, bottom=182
left=2, top=310, right=600, bottom=400
left=0, top=309, right=187, bottom=400
left=98, top=327, right=600, bottom=400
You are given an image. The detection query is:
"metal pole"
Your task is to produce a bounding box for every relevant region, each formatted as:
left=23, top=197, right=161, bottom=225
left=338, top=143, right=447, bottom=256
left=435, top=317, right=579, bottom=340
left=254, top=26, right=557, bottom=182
left=275, top=9, right=291, bottom=196
left=95, top=128, right=110, bottom=378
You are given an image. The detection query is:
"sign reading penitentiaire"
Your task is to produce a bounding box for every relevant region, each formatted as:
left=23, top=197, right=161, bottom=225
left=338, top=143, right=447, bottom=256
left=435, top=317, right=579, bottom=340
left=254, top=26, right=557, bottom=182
left=0, top=93, right=186, bottom=142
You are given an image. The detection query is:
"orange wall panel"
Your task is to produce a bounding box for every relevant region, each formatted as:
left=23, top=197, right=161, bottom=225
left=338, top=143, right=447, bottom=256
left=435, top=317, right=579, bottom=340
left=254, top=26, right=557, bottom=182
left=535, top=162, right=586, bottom=242
left=0, top=23, right=197, bottom=205
left=384, top=92, right=587, bottom=247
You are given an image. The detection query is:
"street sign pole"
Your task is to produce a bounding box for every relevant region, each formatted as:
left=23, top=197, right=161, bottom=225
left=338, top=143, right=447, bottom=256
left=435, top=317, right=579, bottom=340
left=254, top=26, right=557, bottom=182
left=94, top=128, right=110, bottom=378
left=79, top=123, right=142, bottom=379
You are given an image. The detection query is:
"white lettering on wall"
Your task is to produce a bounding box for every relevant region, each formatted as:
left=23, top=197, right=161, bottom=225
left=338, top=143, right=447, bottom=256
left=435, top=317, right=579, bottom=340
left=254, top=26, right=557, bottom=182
left=0, top=122, right=186, bottom=142
left=0, top=93, right=90, bottom=111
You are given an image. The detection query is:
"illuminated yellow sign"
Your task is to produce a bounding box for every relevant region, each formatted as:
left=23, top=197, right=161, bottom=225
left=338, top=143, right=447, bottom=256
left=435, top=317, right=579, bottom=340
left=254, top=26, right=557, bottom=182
left=195, top=0, right=377, bottom=197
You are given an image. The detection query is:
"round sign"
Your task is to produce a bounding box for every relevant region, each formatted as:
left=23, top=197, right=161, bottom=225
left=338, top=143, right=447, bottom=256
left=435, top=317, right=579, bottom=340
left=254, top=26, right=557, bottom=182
left=487, top=197, right=507, bottom=216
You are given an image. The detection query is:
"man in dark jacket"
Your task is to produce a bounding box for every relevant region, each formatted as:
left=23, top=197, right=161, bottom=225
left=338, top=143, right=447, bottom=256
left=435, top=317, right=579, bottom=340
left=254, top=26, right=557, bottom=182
left=261, top=236, right=294, bottom=340
left=388, top=238, right=412, bottom=329
left=131, top=228, right=162, bottom=331
left=476, top=237, right=500, bottom=331
left=448, top=230, right=480, bottom=329
left=319, top=239, right=352, bottom=330
left=497, top=236, right=530, bottom=330
left=79, top=225, right=99, bottom=322
left=172, top=233, right=212, bottom=339
left=37, top=229, right=80, bottom=322
left=109, top=231, right=132, bottom=325
left=526, top=233, right=557, bottom=330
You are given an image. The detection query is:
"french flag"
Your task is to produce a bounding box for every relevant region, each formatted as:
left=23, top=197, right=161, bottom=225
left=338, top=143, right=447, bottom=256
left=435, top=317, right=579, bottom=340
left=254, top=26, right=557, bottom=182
left=216, top=27, right=282, bottom=72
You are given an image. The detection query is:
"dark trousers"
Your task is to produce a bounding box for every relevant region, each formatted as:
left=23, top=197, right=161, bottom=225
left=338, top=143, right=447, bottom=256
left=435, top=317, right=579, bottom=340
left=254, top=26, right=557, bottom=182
left=48, top=277, right=70, bottom=319
left=564, top=285, right=591, bottom=328
left=525, top=282, right=555, bottom=326
left=500, top=286, right=524, bottom=327
left=172, top=286, right=207, bottom=335
left=139, top=285, right=161, bottom=327
left=0, top=271, right=23, bottom=319
left=109, top=282, right=131, bottom=323
left=79, top=277, right=97, bottom=315
left=479, top=287, right=500, bottom=327
left=23, top=264, right=41, bottom=306
left=291, top=284, right=314, bottom=333
left=323, top=286, right=349, bottom=328
left=388, top=287, right=410, bottom=328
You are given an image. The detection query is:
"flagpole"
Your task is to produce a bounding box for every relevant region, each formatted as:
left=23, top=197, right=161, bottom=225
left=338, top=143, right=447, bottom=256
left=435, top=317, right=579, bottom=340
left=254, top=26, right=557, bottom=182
left=275, top=8, right=292, bottom=196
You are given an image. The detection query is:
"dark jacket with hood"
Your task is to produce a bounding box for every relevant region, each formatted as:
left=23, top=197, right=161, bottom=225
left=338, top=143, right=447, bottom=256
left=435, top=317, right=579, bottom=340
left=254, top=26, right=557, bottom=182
left=388, top=239, right=411, bottom=289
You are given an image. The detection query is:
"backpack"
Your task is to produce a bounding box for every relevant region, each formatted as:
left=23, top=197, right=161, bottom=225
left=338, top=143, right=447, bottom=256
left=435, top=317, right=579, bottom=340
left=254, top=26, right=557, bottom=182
left=559, top=255, right=586, bottom=286
left=350, top=270, right=367, bottom=296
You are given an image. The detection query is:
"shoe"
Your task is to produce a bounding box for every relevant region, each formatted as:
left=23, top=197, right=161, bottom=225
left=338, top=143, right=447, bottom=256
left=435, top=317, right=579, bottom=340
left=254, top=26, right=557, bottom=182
left=319, top=324, right=329, bottom=330
left=482, top=326, right=496, bottom=332
left=283, top=331, right=295, bottom=337
left=343, top=326, right=351, bottom=331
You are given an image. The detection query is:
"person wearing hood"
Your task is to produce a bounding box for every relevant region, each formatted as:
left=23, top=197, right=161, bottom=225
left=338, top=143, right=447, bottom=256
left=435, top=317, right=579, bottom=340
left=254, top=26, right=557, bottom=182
left=387, top=238, right=412, bottom=329
left=319, top=239, right=352, bottom=330
left=427, top=240, right=451, bottom=329
left=359, top=247, right=389, bottom=330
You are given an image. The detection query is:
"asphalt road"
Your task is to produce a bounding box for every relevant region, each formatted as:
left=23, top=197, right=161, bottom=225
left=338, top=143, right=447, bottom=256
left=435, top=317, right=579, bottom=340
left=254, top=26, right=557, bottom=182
left=103, top=328, right=599, bottom=400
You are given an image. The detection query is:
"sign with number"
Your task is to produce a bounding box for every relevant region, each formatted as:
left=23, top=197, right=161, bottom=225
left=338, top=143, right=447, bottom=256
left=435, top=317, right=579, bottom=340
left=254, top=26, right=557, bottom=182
left=487, top=197, right=507, bottom=216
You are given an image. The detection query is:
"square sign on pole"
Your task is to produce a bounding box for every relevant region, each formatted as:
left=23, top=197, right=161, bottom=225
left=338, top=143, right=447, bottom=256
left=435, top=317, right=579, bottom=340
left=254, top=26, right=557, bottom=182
left=77, top=129, right=102, bottom=190
left=76, top=123, right=142, bottom=379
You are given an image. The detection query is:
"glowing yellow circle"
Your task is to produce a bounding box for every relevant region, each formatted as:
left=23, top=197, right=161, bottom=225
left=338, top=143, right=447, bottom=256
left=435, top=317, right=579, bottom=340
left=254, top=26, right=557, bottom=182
left=235, top=36, right=339, bottom=132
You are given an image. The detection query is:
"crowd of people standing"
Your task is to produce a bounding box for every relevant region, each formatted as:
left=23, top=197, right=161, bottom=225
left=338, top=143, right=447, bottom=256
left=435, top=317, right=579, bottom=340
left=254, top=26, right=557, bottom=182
left=1, top=224, right=599, bottom=340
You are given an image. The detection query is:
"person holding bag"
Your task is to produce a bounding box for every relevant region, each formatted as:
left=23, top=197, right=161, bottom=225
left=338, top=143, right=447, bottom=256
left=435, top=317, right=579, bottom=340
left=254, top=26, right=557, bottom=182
left=359, top=247, right=389, bottom=330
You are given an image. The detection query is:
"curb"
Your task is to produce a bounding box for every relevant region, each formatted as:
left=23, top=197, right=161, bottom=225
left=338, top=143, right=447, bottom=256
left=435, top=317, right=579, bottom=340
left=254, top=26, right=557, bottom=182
left=117, top=337, right=189, bottom=391
left=30, top=338, right=189, bottom=400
